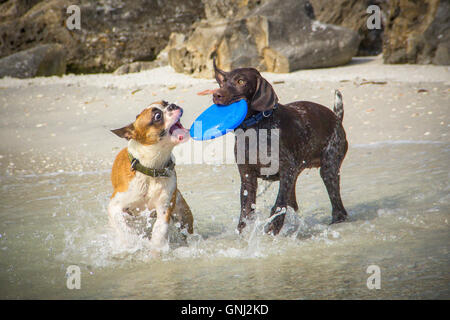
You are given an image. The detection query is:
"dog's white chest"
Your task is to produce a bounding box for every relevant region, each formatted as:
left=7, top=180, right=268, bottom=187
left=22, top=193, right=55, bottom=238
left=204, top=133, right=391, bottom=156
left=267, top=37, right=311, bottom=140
left=128, top=172, right=176, bottom=209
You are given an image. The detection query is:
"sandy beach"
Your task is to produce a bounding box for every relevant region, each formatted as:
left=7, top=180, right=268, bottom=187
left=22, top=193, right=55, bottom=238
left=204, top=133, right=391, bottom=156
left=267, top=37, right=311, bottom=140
left=0, top=56, right=449, bottom=299
left=0, top=55, right=448, bottom=174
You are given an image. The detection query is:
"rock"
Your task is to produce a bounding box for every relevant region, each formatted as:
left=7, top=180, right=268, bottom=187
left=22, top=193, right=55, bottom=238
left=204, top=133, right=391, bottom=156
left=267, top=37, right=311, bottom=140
left=0, top=43, right=66, bottom=78
left=114, top=61, right=164, bottom=75
left=0, top=0, right=41, bottom=22
left=383, top=0, right=449, bottom=65
left=309, top=0, right=388, bottom=56
left=251, top=1, right=361, bottom=70
left=114, top=32, right=187, bottom=74
left=203, top=0, right=262, bottom=20
left=165, top=0, right=360, bottom=77
left=0, top=0, right=205, bottom=74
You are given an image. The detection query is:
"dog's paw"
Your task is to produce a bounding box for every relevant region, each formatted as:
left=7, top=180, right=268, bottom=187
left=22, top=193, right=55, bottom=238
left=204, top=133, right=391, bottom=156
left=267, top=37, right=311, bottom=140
left=264, top=210, right=286, bottom=235
left=237, top=220, right=247, bottom=234
left=330, top=211, right=347, bottom=224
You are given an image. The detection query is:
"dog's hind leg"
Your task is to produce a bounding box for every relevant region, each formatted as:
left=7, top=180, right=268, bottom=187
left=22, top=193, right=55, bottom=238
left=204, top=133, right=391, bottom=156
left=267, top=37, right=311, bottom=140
left=265, top=167, right=300, bottom=235
left=171, top=190, right=194, bottom=234
left=320, top=126, right=348, bottom=224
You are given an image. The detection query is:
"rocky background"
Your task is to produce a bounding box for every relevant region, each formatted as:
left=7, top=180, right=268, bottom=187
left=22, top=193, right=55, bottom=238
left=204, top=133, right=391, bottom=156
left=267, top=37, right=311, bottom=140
left=0, top=0, right=448, bottom=78
left=0, top=0, right=205, bottom=76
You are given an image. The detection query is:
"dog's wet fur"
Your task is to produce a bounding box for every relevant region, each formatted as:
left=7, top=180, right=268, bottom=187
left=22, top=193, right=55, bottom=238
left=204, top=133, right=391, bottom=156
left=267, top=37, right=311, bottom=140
left=213, top=60, right=348, bottom=235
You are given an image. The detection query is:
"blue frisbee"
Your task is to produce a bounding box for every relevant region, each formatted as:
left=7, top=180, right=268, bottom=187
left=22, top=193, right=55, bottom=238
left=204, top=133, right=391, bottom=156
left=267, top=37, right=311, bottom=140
left=190, top=99, right=248, bottom=140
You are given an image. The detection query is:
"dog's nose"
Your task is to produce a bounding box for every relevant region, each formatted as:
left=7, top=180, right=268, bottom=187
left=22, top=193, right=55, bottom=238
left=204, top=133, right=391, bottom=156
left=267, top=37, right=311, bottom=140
left=167, top=103, right=179, bottom=111
left=213, top=91, right=223, bottom=100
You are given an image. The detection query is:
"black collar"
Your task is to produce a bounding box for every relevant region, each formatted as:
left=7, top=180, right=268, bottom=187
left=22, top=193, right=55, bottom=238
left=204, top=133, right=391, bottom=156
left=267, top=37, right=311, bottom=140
left=238, top=103, right=279, bottom=129
left=128, top=153, right=175, bottom=177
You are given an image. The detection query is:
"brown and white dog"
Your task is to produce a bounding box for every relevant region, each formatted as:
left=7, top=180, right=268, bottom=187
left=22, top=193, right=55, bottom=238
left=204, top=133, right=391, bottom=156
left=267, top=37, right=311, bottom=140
left=108, top=101, right=193, bottom=252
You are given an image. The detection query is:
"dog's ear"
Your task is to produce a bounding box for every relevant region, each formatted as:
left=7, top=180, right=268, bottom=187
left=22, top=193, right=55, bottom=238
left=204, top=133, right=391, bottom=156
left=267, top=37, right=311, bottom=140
left=111, top=123, right=135, bottom=140
left=213, top=57, right=227, bottom=87
left=250, top=75, right=279, bottom=112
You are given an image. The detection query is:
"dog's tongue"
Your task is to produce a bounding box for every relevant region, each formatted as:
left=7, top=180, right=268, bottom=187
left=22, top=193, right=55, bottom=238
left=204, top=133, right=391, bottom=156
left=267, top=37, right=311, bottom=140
left=170, top=121, right=189, bottom=142
left=176, top=130, right=187, bottom=141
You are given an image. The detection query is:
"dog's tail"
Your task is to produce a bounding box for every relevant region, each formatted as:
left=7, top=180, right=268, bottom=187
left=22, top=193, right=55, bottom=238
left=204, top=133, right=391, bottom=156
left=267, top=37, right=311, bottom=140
left=333, top=90, right=344, bottom=121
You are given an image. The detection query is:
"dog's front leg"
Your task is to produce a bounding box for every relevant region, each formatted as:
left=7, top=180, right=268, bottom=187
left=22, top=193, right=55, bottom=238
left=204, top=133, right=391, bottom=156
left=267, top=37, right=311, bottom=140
left=150, top=190, right=177, bottom=253
left=237, top=165, right=258, bottom=233
left=150, top=211, right=170, bottom=253
left=108, top=195, right=142, bottom=243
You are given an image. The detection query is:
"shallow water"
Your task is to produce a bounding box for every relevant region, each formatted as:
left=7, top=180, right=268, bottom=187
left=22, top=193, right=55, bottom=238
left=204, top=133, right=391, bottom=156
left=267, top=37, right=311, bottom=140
left=0, top=139, right=448, bottom=299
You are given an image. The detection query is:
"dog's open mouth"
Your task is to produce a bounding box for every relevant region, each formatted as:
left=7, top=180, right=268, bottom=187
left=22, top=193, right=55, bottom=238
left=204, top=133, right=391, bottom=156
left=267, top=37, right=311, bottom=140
left=169, top=120, right=189, bottom=143
left=169, top=120, right=183, bottom=134
left=197, top=88, right=246, bottom=106
left=222, top=96, right=246, bottom=106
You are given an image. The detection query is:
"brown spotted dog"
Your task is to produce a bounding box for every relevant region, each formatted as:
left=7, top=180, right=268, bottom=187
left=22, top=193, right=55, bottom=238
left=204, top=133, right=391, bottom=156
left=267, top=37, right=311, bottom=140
left=109, top=101, right=193, bottom=252
left=211, top=60, right=348, bottom=235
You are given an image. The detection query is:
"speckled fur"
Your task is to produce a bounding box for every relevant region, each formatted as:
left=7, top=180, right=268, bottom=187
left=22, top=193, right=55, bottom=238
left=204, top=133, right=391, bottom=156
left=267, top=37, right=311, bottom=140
left=213, top=63, right=348, bottom=235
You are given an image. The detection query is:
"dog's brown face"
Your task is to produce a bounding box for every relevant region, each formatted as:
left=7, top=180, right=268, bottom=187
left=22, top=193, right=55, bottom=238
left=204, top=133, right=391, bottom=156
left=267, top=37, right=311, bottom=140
left=111, top=101, right=189, bottom=145
left=213, top=59, right=278, bottom=112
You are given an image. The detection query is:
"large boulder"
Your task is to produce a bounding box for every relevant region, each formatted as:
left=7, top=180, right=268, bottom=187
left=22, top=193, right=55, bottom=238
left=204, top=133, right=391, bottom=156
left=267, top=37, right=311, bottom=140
left=0, top=0, right=204, bottom=74
left=166, top=0, right=360, bottom=77
left=0, top=43, right=66, bottom=78
left=383, top=0, right=449, bottom=65
left=309, top=0, right=388, bottom=56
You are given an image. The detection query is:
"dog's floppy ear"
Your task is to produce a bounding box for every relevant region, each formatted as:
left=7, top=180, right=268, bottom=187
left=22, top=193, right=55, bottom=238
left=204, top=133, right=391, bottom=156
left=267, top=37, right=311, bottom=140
left=111, top=123, right=135, bottom=140
left=213, top=57, right=227, bottom=87
left=250, top=74, right=279, bottom=112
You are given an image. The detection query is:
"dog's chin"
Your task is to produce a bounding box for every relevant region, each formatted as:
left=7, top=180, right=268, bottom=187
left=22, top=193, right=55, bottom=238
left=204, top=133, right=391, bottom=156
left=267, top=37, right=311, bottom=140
left=168, top=120, right=189, bottom=144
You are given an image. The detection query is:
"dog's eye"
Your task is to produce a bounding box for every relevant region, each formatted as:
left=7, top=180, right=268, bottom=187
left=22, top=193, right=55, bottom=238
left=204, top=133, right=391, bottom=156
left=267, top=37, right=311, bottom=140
left=153, top=112, right=162, bottom=122
left=237, top=79, right=246, bottom=85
